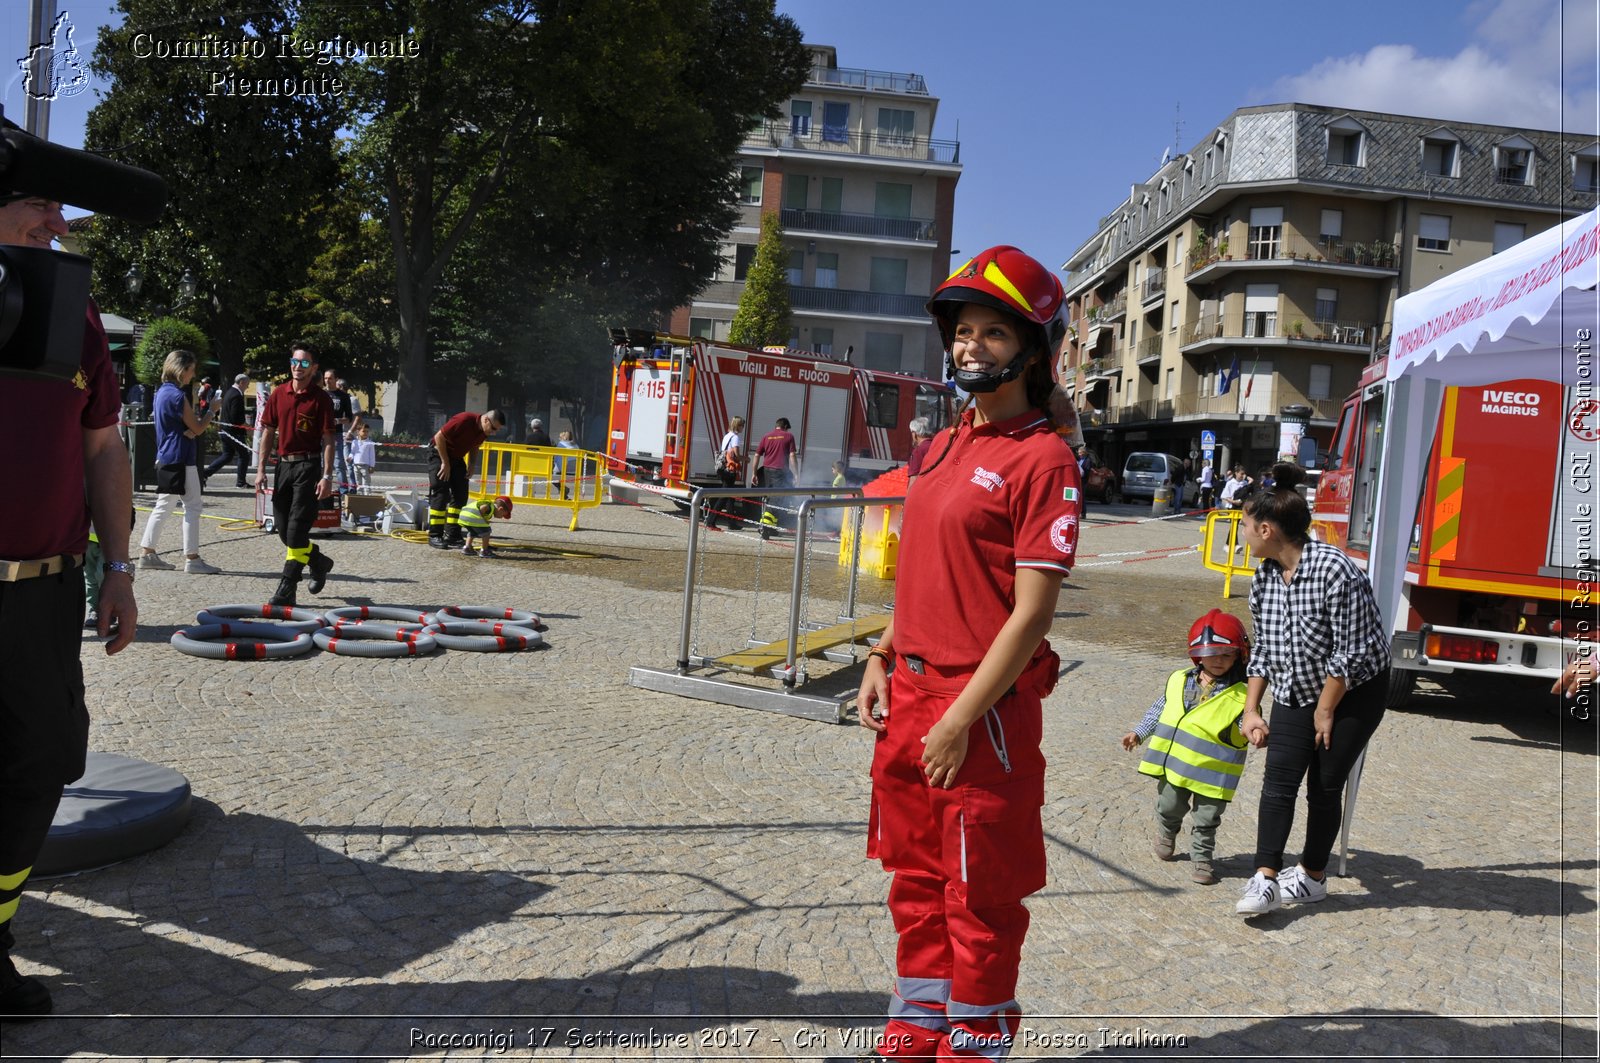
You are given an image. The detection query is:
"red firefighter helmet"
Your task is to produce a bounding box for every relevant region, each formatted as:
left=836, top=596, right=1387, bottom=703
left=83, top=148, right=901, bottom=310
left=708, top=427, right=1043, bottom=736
left=493, top=495, right=512, bottom=519
left=1188, top=609, right=1249, bottom=664
left=928, top=245, right=1067, bottom=392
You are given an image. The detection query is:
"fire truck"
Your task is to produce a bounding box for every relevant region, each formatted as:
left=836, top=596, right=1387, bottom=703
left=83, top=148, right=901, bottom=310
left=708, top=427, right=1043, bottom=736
left=1311, top=355, right=1589, bottom=706
left=605, top=331, right=955, bottom=494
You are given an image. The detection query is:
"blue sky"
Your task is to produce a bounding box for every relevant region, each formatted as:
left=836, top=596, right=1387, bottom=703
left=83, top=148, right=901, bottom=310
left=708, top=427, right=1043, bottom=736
left=8, top=0, right=1598, bottom=271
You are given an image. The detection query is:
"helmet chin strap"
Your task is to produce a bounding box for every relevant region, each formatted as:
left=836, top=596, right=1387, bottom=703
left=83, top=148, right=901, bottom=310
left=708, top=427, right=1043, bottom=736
left=946, top=347, right=1036, bottom=394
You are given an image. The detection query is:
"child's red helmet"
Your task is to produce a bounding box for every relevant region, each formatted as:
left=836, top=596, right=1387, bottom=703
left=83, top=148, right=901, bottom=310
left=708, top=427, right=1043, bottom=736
left=1189, top=609, right=1249, bottom=664
left=493, top=495, right=512, bottom=519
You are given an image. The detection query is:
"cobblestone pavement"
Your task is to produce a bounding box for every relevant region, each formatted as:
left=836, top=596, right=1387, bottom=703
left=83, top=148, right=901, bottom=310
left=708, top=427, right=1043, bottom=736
left=6, top=486, right=1597, bottom=1061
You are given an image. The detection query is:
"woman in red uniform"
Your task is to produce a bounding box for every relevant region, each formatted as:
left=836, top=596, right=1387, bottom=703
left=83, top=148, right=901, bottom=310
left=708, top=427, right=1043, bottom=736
left=851, top=246, right=1081, bottom=1062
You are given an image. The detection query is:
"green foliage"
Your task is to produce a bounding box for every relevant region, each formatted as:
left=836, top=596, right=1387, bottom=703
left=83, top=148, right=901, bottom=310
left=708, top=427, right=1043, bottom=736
left=728, top=213, right=792, bottom=348
left=133, top=317, right=209, bottom=385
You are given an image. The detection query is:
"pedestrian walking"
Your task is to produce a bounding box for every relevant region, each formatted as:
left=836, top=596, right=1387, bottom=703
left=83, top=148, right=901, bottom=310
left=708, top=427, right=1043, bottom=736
left=137, top=350, right=221, bottom=574
left=255, top=343, right=337, bottom=606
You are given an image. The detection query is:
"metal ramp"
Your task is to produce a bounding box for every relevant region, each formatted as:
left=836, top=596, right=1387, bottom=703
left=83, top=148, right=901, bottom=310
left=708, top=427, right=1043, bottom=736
left=628, top=488, right=901, bottom=724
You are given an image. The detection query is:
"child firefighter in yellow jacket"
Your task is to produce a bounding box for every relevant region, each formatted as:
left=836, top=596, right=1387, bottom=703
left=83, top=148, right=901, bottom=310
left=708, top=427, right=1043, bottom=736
left=1121, top=610, right=1251, bottom=885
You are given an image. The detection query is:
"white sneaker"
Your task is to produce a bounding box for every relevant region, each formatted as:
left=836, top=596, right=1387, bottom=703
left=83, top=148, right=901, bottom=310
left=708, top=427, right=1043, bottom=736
left=1235, top=871, right=1282, bottom=915
left=184, top=557, right=221, bottom=575
left=1277, top=864, right=1329, bottom=903
left=138, top=553, right=174, bottom=571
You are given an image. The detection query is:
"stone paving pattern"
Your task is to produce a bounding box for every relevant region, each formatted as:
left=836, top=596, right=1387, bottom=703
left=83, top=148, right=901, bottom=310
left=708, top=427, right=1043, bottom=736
left=6, top=484, right=1597, bottom=1061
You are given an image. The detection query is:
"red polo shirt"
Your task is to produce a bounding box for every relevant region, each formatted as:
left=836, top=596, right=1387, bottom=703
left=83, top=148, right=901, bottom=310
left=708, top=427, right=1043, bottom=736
left=438, top=412, right=488, bottom=462
left=893, top=408, right=1081, bottom=672
left=261, top=381, right=334, bottom=456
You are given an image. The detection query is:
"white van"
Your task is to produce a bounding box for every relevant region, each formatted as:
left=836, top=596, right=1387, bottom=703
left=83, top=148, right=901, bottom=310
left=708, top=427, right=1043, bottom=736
left=1121, top=452, right=1187, bottom=502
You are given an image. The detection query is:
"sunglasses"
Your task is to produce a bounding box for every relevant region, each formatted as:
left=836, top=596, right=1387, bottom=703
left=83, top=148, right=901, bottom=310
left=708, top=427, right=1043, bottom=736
left=290, top=358, right=313, bottom=368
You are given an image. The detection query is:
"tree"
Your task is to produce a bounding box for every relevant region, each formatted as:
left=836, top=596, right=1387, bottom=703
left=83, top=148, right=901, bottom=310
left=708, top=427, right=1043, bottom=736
left=300, top=0, right=809, bottom=436
left=133, top=317, right=209, bottom=386
left=80, top=0, right=344, bottom=385
left=728, top=213, right=792, bottom=347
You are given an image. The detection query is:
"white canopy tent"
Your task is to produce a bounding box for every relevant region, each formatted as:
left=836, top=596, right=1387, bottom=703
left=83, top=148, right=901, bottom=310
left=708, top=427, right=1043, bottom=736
left=1337, top=208, right=1598, bottom=875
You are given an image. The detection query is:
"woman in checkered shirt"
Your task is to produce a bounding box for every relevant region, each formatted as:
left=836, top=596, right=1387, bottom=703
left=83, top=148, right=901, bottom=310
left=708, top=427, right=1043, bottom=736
left=1233, top=463, right=1392, bottom=916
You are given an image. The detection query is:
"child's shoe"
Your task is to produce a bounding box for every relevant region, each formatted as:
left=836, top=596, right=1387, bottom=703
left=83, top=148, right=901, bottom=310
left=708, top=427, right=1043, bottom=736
left=1191, top=860, right=1218, bottom=885
left=460, top=544, right=478, bottom=557
left=1277, top=864, right=1328, bottom=903
left=1235, top=871, right=1281, bottom=915
left=1152, top=833, right=1177, bottom=861
left=478, top=546, right=498, bottom=558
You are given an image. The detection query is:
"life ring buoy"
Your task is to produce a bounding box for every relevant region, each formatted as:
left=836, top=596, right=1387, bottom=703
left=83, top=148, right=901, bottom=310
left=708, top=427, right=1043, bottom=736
left=424, top=622, right=542, bottom=652
left=322, top=605, right=435, bottom=628
left=196, top=604, right=326, bottom=633
left=311, top=626, right=438, bottom=658
left=431, top=605, right=544, bottom=630
left=171, top=622, right=316, bottom=660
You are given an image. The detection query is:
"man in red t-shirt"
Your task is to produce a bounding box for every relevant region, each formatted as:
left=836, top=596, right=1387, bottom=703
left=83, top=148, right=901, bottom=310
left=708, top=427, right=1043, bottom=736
left=751, top=416, right=800, bottom=489
left=255, top=343, right=336, bottom=605
left=428, top=409, right=506, bottom=548
left=0, top=189, right=137, bottom=1018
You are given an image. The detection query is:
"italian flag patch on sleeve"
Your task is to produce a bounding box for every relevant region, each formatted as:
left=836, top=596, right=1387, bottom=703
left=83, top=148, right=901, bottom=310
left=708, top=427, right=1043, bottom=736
left=1062, top=487, right=1080, bottom=502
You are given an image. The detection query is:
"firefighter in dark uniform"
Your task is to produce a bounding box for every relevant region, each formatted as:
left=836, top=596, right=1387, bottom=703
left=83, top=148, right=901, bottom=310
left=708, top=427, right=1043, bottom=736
left=0, top=190, right=138, bottom=1018
left=427, top=409, right=506, bottom=548
left=254, top=343, right=337, bottom=606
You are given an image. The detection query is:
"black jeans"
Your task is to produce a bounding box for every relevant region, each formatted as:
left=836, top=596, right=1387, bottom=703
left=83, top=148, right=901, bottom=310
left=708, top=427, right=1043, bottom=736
left=1254, top=671, right=1387, bottom=874
left=272, top=458, right=321, bottom=551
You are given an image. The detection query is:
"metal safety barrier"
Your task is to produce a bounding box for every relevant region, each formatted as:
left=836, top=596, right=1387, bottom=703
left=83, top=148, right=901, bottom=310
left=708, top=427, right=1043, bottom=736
left=1198, top=509, right=1258, bottom=599
left=472, top=442, right=604, bottom=531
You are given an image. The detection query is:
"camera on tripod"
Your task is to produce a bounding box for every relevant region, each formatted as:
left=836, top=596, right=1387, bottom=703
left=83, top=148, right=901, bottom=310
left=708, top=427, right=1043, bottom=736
left=0, top=106, right=168, bottom=380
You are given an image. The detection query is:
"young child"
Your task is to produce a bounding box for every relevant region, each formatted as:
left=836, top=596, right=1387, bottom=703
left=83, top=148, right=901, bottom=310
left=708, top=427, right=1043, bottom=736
left=456, top=495, right=511, bottom=557
left=830, top=459, right=847, bottom=489
left=1121, top=609, right=1251, bottom=885
left=350, top=423, right=377, bottom=493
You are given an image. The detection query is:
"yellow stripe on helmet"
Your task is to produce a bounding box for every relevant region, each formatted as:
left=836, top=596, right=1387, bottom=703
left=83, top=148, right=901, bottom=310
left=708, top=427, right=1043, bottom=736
left=946, top=257, right=975, bottom=282
left=983, top=260, right=1034, bottom=314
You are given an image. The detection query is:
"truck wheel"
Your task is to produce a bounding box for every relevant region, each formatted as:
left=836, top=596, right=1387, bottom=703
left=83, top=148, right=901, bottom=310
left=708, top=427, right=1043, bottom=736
left=1386, top=669, right=1417, bottom=708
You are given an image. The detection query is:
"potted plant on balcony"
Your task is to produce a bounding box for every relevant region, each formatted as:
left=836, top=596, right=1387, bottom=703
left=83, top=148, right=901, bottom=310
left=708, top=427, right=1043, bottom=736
left=1290, top=318, right=1305, bottom=338
left=1217, top=236, right=1230, bottom=260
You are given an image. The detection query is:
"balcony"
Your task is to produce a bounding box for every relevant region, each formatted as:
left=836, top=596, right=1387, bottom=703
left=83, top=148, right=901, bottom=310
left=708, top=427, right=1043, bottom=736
left=1185, top=236, right=1398, bottom=281
left=788, top=285, right=928, bottom=318
left=1136, top=334, right=1164, bottom=365
left=780, top=207, right=936, bottom=242
left=756, top=121, right=960, bottom=165
left=1140, top=271, right=1167, bottom=305
left=806, top=64, right=929, bottom=95
left=1087, top=291, right=1127, bottom=323
left=1114, top=398, right=1174, bottom=424
left=1171, top=392, right=1344, bottom=422
left=1082, top=357, right=1122, bottom=381
left=1181, top=316, right=1377, bottom=354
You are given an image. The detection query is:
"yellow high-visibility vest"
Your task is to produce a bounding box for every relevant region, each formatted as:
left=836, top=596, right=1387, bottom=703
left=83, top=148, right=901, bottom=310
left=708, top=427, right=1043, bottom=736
left=1138, top=669, right=1248, bottom=801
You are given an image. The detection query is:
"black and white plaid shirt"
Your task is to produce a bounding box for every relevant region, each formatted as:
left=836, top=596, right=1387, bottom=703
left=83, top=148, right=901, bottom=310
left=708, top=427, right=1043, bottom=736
left=1247, top=539, right=1391, bottom=708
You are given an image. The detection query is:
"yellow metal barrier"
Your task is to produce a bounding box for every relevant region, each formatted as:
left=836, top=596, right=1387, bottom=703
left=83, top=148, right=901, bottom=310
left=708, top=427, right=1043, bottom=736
left=839, top=502, right=900, bottom=580
left=1199, top=509, right=1258, bottom=598
left=473, top=442, right=604, bottom=531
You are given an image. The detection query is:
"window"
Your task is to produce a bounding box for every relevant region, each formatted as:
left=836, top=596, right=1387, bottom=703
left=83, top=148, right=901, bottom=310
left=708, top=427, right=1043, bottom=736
left=1140, top=195, right=1150, bottom=231
left=863, top=332, right=903, bottom=372
left=874, top=182, right=912, bottom=218
left=1314, top=287, right=1338, bottom=323
left=915, top=384, right=950, bottom=431
left=739, top=166, right=763, bottom=205
left=1174, top=232, right=1184, bottom=260
left=1494, top=141, right=1533, bottom=185
left=734, top=244, right=756, bottom=280
left=690, top=317, right=713, bottom=340
left=787, top=250, right=804, bottom=286
left=1422, top=135, right=1459, bottom=177
left=1493, top=222, right=1526, bottom=255
left=1170, top=300, right=1179, bottom=333
left=1248, top=207, right=1282, bottom=260
left=822, top=101, right=849, bottom=144
left=783, top=175, right=808, bottom=210
left=876, top=107, right=915, bottom=145
left=866, top=382, right=900, bottom=427
left=1215, top=135, right=1227, bottom=174
left=1164, top=368, right=1174, bottom=399
left=820, top=176, right=843, bottom=214
left=1204, top=148, right=1215, bottom=181
left=1159, top=181, right=1171, bottom=216
left=869, top=257, right=908, bottom=295
left=1418, top=213, right=1451, bottom=252
left=811, top=327, right=834, bottom=356
left=1327, top=121, right=1365, bottom=166
left=790, top=100, right=812, bottom=139
left=1309, top=363, right=1332, bottom=401
left=1122, top=214, right=1131, bottom=244
left=1183, top=158, right=1195, bottom=196
left=1320, top=209, right=1343, bottom=244
left=814, top=252, right=838, bottom=289
left=1575, top=151, right=1600, bottom=193
left=1244, top=284, right=1278, bottom=338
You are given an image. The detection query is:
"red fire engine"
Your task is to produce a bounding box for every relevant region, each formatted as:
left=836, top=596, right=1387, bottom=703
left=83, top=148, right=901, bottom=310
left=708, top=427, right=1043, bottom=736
left=1312, top=355, right=1588, bottom=706
left=605, top=331, right=954, bottom=493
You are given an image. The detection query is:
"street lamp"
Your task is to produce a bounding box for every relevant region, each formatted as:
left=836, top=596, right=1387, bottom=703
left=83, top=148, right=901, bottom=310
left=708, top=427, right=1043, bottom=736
left=176, top=270, right=197, bottom=306
left=124, top=264, right=143, bottom=298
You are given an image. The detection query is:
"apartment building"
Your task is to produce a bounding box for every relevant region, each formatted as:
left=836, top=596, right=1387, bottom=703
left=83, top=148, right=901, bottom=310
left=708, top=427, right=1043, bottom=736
left=667, top=44, right=961, bottom=381
left=1061, top=102, right=1598, bottom=476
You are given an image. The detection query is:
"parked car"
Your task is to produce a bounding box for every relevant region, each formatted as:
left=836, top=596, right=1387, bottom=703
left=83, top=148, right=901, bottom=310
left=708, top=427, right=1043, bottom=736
left=1121, top=451, right=1188, bottom=502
